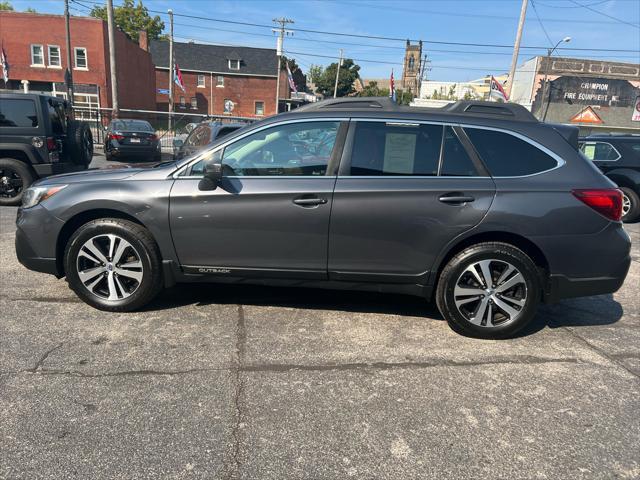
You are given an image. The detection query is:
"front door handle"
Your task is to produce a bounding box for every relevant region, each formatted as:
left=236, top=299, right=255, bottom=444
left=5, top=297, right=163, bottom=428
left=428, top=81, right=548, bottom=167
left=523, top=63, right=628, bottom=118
left=293, top=196, right=328, bottom=207
left=439, top=193, right=475, bottom=204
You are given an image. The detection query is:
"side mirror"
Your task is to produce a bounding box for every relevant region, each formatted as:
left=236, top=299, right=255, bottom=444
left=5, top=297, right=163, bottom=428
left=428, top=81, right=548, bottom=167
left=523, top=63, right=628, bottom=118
left=198, top=159, right=223, bottom=191
left=172, top=138, right=184, bottom=148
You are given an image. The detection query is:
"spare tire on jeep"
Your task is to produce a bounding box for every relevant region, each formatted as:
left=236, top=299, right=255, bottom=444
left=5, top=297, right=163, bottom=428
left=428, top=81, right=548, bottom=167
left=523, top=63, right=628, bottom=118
left=66, top=120, right=93, bottom=165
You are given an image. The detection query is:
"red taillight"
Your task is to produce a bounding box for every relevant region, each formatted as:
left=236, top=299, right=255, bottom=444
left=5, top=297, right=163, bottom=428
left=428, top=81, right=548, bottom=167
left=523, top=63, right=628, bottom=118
left=572, top=189, right=623, bottom=222
left=46, top=137, right=57, bottom=151
left=150, top=134, right=158, bottom=141
left=108, top=133, right=125, bottom=141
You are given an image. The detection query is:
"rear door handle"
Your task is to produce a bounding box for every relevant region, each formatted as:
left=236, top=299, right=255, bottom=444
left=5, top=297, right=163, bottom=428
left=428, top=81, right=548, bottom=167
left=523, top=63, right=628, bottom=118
left=439, top=193, right=475, bottom=204
left=293, top=196, right=328, bottom=207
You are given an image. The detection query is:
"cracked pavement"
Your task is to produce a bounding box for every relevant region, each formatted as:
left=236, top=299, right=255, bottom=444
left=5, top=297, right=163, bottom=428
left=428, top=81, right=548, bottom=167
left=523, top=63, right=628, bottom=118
left=1, top=206, right=639, bottom=479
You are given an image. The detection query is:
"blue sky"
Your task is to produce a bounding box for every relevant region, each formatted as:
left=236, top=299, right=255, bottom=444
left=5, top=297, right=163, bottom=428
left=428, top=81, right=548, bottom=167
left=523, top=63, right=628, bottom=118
left=9, top=0, right=640, bottom=81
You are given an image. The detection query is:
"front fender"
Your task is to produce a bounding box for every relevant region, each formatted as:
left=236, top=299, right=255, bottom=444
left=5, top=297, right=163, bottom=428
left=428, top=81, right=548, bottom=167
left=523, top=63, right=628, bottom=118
left=44, top=179, right=179, bottom=266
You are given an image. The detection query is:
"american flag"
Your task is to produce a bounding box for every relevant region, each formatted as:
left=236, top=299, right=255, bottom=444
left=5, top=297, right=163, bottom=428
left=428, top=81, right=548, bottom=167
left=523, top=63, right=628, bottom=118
left=489, top=76, right=509, bottom=102
left=286, top=62, right=297, bottom=93
left=174, top=63, right=185, bottom=92
left=389, top=69, right=396, bottom=102
left=1, top=46, right=9, bottom=84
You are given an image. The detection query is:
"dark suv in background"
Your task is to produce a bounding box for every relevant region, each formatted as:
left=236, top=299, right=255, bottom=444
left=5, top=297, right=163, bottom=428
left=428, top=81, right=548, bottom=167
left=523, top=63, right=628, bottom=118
left=172, top=121, right=246, bottom=160
left=0, top=93, right=93, bottom=206
left=15, top=98, right=631, bottom=339
left=579, top=134, right=640, bottom=222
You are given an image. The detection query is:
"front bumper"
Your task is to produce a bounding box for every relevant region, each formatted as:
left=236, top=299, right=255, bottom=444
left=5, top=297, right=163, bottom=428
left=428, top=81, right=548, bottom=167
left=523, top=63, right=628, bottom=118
left=15, top=204, right=65, bottom=277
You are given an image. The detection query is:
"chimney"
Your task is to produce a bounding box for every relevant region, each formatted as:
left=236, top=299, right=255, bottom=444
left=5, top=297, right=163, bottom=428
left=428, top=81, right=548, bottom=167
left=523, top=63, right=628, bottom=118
left=139, top=30, right=148, bottom=51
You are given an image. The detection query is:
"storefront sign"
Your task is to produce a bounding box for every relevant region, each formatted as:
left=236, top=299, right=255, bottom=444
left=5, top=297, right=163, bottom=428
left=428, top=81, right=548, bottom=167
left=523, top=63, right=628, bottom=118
left=633, top=96, right=640, bottom=122
left=546, top=76, right=638, bottom=107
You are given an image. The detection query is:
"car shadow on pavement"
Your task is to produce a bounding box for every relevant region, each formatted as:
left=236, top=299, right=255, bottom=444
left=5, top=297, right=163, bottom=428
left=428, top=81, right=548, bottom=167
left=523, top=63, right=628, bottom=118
left=144, top=283, right=444, bottom=319
left=143, top=284, right=625, bottom=337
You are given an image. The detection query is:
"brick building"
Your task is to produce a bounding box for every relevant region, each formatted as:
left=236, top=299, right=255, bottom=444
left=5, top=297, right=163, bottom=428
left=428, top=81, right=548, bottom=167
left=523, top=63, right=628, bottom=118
left=150, top=40, right=289, bottom=118
left=0, top=11, right=156, bottom=111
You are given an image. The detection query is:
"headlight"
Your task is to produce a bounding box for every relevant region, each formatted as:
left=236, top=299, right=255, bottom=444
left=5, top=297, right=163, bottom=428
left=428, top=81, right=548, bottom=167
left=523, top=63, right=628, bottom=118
left=21, top=185, right=67, bottom=209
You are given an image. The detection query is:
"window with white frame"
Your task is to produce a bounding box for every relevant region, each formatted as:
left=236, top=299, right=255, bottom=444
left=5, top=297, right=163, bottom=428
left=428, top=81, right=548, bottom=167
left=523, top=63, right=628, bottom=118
left=217, top=75, right=224, bottom=87
left=190, top=97, right=198, bottom=109
left=228, top=59, right=240, bottom=70
left=179, top=96, right=186, bottom=108
left=197, top=75, right=205, bottom=88
left=48, top=46, right=61, bottom=67
left=74, top=47, right=88, bottom=69
left=255, top=101, right=265, bottom=116
left=31, top=45, right=44, bottom=66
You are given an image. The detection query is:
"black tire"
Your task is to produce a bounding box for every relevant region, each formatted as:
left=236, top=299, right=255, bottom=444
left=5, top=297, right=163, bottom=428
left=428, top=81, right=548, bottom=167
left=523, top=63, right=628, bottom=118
left=436, top=242, right=541, bottom=339
left=0, top=158, right=34, bottom=207
left=66, top=120, right=94, bottom=165
left=620, top=187, right=640, bottom=223
left=105, top=149, right=113, bottom=161
left=64, top=218, right=163, bottom=311
left=153, top=152, right=162, bottom=162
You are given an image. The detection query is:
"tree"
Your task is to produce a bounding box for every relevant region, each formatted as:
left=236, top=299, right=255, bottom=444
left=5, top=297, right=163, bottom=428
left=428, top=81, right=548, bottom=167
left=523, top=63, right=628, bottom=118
left=280, top=56, right=306, bottom=92
left=90, top=0, right=164, bottom=41
left=314, top=58, right=360, bottom=97
left=358, top=81, right=389, bottom=98
left=395, top=88, right=414, bottom=105
left=0, top=1, right=14, bottom=11
left=307, top=64, right=324, bottom=84
left=25, top=7, right=36, bottom=12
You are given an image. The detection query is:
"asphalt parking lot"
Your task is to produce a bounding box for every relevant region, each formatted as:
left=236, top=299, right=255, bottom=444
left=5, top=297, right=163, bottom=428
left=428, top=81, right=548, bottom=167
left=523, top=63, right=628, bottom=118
left=1, top=203, right=639, bottom=479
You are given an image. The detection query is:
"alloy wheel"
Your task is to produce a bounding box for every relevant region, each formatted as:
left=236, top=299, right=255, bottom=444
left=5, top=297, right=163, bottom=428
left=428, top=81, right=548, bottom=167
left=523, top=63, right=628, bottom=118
left=0, top=168, right=23, bottom=199
left=453, top=259, right=527, bottom=328
left=622, top=193, right=631, bottom=217
left=76, top=234, right=143, bottom=301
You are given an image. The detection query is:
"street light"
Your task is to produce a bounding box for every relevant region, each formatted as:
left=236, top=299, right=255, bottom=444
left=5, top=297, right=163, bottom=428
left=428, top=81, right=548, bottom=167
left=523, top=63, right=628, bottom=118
left=541, top=36, right=571, bottom=121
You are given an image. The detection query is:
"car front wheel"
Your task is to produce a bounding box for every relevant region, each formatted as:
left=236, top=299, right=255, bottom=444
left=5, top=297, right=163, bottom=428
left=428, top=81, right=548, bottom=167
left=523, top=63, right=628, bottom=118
left=64, top=218, right=163, bottom=311
left=436, top=242, right=541, bottom=339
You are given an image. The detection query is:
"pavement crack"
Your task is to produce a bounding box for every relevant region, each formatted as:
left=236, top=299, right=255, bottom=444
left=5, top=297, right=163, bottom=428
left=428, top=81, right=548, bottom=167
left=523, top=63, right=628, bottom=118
left=224, top=304, right=247, bottom=480
left=34, top=367, right=226, bottom=378
left=240, top=355, right=582, bottom=373
left=562, top=327, right=640, bottom=380
left=27, top=343, right=63, bottom=373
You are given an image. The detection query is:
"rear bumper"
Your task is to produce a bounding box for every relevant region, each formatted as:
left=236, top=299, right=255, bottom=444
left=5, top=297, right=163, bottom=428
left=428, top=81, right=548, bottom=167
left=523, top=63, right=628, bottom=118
left=108, top=143, right=160, bottom=157
left=545, top=247, right=631, bottom=303
left=32, top=162, right=85, bottom=177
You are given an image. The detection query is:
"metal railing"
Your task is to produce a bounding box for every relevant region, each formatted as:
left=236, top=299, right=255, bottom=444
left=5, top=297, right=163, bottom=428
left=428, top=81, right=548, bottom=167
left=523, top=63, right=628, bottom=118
left=74, top=107, right=256, bottom=152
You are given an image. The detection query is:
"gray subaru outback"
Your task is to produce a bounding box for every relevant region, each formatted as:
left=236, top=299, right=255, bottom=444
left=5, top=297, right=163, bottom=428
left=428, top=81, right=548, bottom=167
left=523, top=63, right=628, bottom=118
left=15, top=98, right=631, bottom=339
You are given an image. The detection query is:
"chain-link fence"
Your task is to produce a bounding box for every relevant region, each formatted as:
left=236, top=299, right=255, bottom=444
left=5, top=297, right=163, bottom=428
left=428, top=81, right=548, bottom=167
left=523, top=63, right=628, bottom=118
left=74, top=107, right=255, bottom=154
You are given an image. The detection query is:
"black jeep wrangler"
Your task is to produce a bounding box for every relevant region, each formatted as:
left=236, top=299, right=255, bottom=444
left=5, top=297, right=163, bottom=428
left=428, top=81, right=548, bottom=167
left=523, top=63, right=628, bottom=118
left=579, top=134, right=640, bottom=222
left=0, top=92, right=93, bottom=206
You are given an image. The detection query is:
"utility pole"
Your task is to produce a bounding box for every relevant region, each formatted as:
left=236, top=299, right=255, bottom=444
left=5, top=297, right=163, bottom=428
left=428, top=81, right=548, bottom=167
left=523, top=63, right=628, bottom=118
left=64, top=0, right=74, bottom=107
left=506, top=0, right=528, bottom=99
left=106, top=0, right=119, bottom=117
left=168, top=9, right=174, bottom=133
left=418, top=54, right=430, bottom=97
left=273, top=17, right=294, bottom=115
left=333, top=49, right=343, bottom=98
left=541, top=36, right=571, bottom=121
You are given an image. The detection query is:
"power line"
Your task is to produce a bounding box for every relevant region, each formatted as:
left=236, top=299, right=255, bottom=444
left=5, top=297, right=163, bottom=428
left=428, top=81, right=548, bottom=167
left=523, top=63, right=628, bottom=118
left=530, top=0, right=555, bottom=47
left=568, top=0, right=640, bottom=29
left=70, top=0, right=639, bottom=53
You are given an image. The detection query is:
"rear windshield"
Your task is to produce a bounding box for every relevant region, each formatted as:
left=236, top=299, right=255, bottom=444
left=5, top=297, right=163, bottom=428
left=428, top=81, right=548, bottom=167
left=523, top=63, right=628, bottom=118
left=0, top=99, right=38, bottom=128
left=112, top=120, right=154, bottom=132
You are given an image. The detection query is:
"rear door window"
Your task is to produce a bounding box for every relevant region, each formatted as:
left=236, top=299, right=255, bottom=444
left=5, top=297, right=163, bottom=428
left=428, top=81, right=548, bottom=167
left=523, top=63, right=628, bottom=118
left=0, top=99, right=38, bottom=128
left=350, top=121, right=442, bottom=176
left=440, top=127, right=479, bottom=176
left=465, top=128, right=558, bottom=176
left=580, top=141, right=620, bottom=161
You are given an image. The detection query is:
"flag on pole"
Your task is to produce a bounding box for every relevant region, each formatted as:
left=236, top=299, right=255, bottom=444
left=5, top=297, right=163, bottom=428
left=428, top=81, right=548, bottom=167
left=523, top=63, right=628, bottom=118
left=286, top=62, right=297, bottom=93
left=389, top=69, right=396, bottom=103
left=1, top=47, right=9, bottom=84
left=174, top=63, right=185, bottom=92
left=489, top=75, right=509, bottom=102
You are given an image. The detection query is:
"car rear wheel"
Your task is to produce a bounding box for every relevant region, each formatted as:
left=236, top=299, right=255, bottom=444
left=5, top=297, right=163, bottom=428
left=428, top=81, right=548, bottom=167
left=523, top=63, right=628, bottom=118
left=0, top=158, right=34, bottom=207
left=620, top=187, right=640, bottom=223
left=436, top=242, right=541, bottom=339
left=64, top=218, right=163, bottom=311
